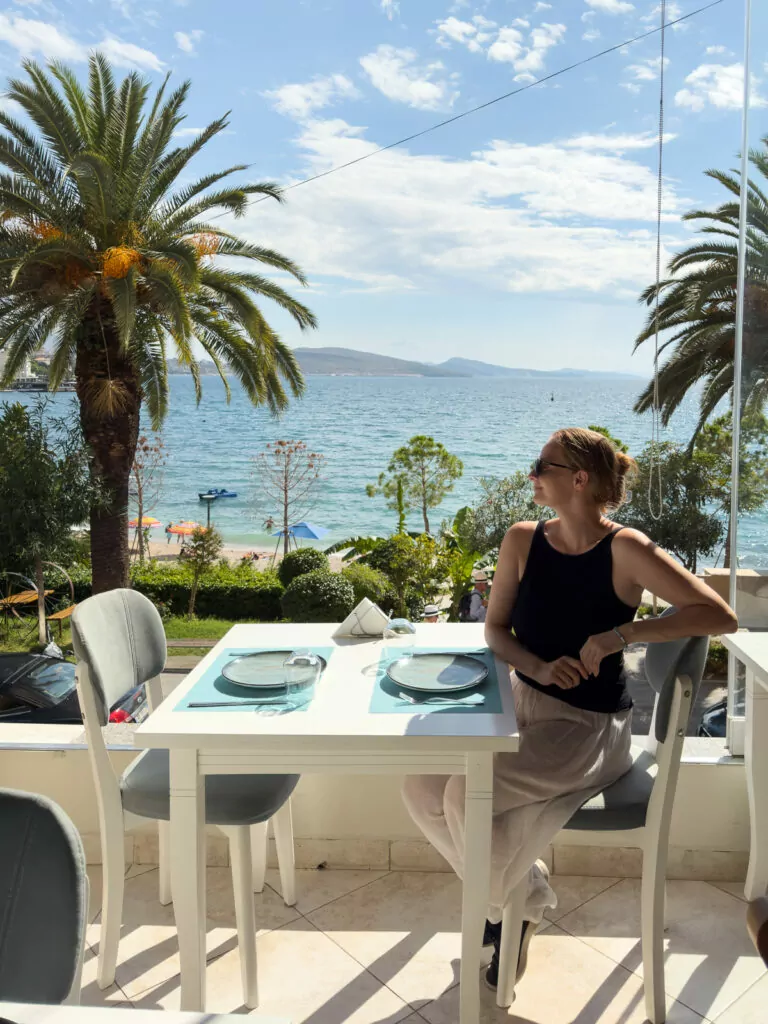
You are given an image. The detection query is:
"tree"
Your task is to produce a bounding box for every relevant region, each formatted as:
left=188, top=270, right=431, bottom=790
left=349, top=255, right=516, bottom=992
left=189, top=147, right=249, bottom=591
left=693, top=411, right=768, bottom=566
left=633, top=141, right=768, bottom=435
left=456, top=472, right=547, bottom=555
left=587, top=425, right=629, bottom=453
left=130, top=433, right=165, bottom=563
left=366, top=435, right=463, bottom=534
left=620, top=441, right=724, bottom=573
left=253, top=440, right=325, bottom=556
left=0, top=56, right=316, bottom=594
left=183, top=526, right=222, bottom=617
left=441, top=508, right=483, bottom=621
left=0, top=400, right=98, bottom=641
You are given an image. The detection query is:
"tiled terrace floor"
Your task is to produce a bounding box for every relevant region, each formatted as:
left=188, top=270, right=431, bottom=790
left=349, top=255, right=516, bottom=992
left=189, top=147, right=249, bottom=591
left=81, top=865, right=767, bottom=1023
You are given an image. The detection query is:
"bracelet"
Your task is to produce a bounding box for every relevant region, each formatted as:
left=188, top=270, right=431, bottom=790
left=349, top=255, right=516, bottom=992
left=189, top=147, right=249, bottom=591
left=612, top=626, right=629, bottom=648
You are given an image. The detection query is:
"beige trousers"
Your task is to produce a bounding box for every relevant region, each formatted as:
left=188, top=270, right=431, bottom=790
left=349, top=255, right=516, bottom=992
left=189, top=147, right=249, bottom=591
left=401, top=675, right=633, bottom=924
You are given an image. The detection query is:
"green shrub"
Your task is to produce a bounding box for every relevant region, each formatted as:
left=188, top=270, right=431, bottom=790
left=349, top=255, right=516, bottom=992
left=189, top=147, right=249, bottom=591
left=705, top=638, right=728, bottom=678
left=281, top=569, right=355, bottom=622
left=131, top=562, right=284, bottom=620
left=278, top=547, right=329, bottom=587
left=341, top=562, right=391, bottom=606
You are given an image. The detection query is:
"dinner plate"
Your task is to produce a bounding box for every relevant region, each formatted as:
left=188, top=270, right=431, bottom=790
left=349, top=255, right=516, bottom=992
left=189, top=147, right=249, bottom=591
left=385, top=652, right=488, bottom=693
left=221, top=651, right=326, bottom=688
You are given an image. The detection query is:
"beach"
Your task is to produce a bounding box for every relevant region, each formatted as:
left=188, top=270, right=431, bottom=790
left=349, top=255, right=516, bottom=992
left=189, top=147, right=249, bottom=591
left=140, top=538, right=346, bottom=572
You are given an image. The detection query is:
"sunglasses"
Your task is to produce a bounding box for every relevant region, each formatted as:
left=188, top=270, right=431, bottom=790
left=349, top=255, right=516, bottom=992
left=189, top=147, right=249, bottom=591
left=530, top=457, right=576, bottom=477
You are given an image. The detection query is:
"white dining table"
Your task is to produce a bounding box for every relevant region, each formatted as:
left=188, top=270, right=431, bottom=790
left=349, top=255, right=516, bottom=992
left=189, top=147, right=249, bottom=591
left=720, top=632, right=768, bottom=900
left=134, top=622, right=519, bottom=1023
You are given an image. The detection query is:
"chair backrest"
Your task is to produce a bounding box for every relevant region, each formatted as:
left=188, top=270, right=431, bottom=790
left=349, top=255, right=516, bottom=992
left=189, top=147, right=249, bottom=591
left=644, top=608, right=709, bottom=744
left=0, top=787, right=87, bottom=1004
left=71, top=590, right=166, bottom=856
left=72, top=589, right=166, bottom=726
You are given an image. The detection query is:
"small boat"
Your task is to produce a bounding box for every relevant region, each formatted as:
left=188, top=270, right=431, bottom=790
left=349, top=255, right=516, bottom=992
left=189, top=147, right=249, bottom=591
left=198, top=488, right=238, bottom=501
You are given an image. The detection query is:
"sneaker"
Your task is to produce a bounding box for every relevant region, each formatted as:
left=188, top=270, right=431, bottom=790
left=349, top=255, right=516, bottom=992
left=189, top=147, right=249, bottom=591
left=482, top=918, right=500, bottom=948
left=483, top=920, right=537, bottom=991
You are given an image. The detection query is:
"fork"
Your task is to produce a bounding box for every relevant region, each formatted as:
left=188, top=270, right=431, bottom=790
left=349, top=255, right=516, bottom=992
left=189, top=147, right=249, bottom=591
left=396, top=691, right=485, bottom=706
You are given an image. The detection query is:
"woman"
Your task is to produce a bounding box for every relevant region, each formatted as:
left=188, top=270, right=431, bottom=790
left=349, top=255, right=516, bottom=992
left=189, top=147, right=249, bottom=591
left=401, top=427, right=737, bottom=990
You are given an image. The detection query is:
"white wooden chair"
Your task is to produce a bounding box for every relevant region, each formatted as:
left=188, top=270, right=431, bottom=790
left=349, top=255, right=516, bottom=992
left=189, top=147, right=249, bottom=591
left=496, top=628, right=709, bottom=1024
left=71, top=589, right=298, bottom=1009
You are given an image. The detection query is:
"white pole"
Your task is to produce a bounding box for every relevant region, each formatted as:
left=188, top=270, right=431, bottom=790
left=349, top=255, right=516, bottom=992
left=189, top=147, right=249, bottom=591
left=727, top=0, right=753, bottom=753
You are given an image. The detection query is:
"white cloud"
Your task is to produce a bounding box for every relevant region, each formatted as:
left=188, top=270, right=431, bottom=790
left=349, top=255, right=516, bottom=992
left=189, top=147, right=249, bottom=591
left=98, top=38, right=164, bottom=71
left=584, top=0, right=634, bottom=13
left=564, top=131, right=676, bottom=151
left=264, top=73, right=360, bottom=121
left=583, top=29, right=601, bottom=41
left=360, top=45, right=458, bottom=110
left=435, top=14, right=496, bottom=53
left=174, top=29, right=202, bottom=54
left=674, top=62, right=765, bottom=111
left=242, top=118, right=683, bottom=298
left=380, top=0, right=399, bottom=19
left=705, top=45, right=727, bottom=55
left=172, top=126, right=203, bottom=137
left=0, top=13, right=163, bottom=69
left=582, top=10, right=596, bottom=20
left=534, top=2, right=552, bottom=10
left=626, top=56, right=669, bottom=82
left=489, top=22, right=566, bottom=76
left=642, top=2, right=687, bottom=32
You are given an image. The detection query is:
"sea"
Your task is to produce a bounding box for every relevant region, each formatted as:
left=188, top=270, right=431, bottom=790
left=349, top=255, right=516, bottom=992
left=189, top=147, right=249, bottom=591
left=6, top=373, right=767, bottom=567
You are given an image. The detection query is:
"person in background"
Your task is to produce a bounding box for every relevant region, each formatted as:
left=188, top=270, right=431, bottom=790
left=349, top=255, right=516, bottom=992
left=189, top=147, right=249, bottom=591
left=402, top=426, right=737, bottom=992
left=468, top=570, right=490, bottom=622
left=423, top=604, right=440, bottom=623
left=165, top=522, right=173, bottom=545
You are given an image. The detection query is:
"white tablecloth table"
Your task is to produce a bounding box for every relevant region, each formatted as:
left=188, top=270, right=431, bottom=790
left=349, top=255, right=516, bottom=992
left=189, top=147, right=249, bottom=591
left=135, top=623, right=519, bottom=1023
left=721, top=632, right=768, bottom=899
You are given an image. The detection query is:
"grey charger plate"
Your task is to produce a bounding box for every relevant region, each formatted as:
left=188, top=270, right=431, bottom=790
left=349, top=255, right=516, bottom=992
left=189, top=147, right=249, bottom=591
left=386, top=652, right=488, bottom=693
left=221, top=650, right=327, bottom=688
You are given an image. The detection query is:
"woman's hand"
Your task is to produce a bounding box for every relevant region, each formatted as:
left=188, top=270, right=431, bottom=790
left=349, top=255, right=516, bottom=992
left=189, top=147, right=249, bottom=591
left=536, top=656, right=588, bottom=690
left=579, top=630, right=626, bottom=677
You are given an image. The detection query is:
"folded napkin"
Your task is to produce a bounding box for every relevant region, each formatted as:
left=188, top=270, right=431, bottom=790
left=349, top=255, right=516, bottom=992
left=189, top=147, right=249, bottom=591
left=333, top=598, right=390, bottom=638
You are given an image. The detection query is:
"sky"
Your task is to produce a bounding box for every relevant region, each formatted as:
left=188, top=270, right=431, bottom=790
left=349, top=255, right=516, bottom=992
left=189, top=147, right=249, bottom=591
left=0, top=0, right=761, bottom=372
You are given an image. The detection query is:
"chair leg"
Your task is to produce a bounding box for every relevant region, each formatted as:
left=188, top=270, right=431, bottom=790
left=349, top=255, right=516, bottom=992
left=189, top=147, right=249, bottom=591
left=97, top=826, right=125, bottom=990
left=272, top=800, right=297, bottom=907
left=158, top=820, right=172, bottom=905
left=230, top=826, right=259, bottom=1009
left=250, top=820, right=269, bottom=893
left=497, top=879, right=527, bottom=1009
left=641, top=844, right=667, bottom=1024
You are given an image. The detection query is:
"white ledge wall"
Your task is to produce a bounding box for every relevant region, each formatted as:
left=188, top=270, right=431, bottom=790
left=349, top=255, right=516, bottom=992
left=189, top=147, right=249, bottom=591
left=0, top=743, right=750, bottom=880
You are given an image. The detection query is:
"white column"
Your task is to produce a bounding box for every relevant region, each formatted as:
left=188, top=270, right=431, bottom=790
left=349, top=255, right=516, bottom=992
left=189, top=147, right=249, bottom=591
left=460, top=752, right=494, bottom=1024
left=745, top=668, right=768, bottom=899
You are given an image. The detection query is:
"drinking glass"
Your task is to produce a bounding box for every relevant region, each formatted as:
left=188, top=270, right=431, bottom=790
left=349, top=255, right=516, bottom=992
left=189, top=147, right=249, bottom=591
left=283, top=650, right=321, bottom=708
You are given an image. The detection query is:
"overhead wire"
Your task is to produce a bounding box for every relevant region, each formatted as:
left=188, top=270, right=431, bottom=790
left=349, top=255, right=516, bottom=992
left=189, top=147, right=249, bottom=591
left=206, top=0, right=724, bottom=218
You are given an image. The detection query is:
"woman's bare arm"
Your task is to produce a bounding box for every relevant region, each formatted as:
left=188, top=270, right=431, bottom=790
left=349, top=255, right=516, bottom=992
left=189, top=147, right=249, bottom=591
left=579, top=529, right=737, bottom=677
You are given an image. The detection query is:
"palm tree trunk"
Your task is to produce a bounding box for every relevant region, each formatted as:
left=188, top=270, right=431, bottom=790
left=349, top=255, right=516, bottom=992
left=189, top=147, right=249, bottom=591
left=75, top=318, right=141, bottom=594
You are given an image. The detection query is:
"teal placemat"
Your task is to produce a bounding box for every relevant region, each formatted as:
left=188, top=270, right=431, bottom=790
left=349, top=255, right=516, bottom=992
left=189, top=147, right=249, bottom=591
left=369, top=647, right=503, bottom=714
left=177, top=647, right=335, bottom=713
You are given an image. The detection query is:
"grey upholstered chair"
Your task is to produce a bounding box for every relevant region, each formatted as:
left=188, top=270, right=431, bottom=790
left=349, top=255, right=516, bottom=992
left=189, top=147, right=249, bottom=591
left=71, top=589, right=299, bottom=1009
left=497, top=625, right=709, bottom=1024
left=0, top=787, right=88, bottom=1005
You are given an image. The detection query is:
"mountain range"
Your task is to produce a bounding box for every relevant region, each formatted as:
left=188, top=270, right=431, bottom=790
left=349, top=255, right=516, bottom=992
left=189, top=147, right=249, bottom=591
left=168, top=347, right=639, bottom=379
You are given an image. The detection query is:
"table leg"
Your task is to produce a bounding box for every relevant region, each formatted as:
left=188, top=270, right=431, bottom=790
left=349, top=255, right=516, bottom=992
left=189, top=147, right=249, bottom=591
left=170, top=749, right=207, bottom=1010
left=745, top=669, right=768, bottom=900
left=460, top=752, right=494, bottom=1024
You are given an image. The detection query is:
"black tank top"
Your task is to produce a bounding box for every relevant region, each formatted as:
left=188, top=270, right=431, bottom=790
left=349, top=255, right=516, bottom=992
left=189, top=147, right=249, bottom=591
left=511, top=520, right=637, bottom=714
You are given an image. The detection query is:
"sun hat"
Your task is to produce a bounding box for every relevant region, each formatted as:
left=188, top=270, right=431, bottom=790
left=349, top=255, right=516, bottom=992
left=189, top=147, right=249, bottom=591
left=472, top=570, right=489, bottom=582
left=423, top=604, right=440, bottom=618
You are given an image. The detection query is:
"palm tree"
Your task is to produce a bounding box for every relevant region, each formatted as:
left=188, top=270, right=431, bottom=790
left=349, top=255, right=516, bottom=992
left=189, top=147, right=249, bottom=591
left=0, top=55, right=316, bottom=592
left=634, top=140, right=768, bottom=435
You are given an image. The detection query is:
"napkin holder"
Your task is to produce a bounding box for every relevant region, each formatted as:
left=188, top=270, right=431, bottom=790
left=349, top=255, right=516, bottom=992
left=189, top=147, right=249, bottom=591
left=333, top=598, right=390, bottom=638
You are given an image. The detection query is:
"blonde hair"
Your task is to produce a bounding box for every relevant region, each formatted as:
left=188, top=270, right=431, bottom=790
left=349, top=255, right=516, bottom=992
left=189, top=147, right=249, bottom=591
left=550, top=427, right=637, bottom=511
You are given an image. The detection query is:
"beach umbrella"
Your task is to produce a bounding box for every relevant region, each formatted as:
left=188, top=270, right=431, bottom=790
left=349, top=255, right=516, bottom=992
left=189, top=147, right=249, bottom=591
left=179, top=520, right=201, bottom=529
left=129, top=516, right=161, bottom=528
left=168, top=524, right=197, bottom=536
left=271, top=522, right=329, bottom=540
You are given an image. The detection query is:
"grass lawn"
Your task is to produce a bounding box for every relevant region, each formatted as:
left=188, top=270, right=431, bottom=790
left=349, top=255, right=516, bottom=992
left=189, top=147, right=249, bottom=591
left=0, top=614, right=240, bottom=657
